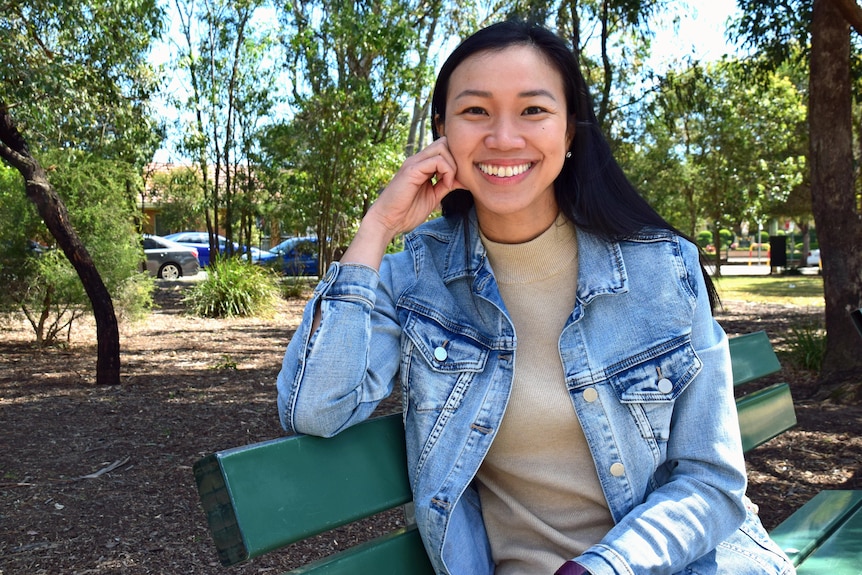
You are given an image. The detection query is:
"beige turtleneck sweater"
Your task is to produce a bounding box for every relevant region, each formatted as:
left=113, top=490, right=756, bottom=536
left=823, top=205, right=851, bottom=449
left=477, top=215, right=614, bottom=574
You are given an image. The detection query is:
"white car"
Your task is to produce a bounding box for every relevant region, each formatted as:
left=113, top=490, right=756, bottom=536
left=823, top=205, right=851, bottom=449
left=806, top=249, right=821, bottom=267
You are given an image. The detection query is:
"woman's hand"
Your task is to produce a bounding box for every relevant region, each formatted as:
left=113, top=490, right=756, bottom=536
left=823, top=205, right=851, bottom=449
left=367, top=136, right=462, bottom=237
left=340, top=137, right=464, bottom=269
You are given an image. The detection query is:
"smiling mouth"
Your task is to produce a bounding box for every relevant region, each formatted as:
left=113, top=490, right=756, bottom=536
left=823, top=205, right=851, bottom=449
left=478, top=162, right=532, bottom=178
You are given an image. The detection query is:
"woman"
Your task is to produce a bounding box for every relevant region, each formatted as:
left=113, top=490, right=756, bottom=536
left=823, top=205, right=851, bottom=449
left=277, top=20, right=794, bottom=575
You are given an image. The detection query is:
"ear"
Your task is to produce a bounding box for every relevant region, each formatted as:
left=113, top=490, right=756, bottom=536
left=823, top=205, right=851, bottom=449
left=434, top=114, right=446, bottom=138
left=565, top=115, right=576, bottom=149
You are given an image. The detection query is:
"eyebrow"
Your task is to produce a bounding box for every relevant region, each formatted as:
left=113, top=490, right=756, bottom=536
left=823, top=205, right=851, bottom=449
left=453, top=88, right=559, bottom=101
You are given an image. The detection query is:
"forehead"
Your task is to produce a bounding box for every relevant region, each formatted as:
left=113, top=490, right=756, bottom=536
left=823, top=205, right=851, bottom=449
left=447, top=44, right=565, bottom=99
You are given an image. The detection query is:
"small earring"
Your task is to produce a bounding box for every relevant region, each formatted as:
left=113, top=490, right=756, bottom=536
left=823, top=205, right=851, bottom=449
left=565, top=151, right=572, bottom=158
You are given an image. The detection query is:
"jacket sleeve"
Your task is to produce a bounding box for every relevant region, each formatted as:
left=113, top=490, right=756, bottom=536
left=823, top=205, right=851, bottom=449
left=576, top=241, right=748, bottom=575
left=276, top=261, right=403, bottom=437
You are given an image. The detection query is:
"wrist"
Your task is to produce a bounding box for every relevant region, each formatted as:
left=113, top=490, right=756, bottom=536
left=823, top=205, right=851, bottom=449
left=339, top=218, right=395, bottom=270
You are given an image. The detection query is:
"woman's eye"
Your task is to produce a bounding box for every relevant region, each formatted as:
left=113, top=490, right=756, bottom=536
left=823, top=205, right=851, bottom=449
left=524, top=106, right=547, bottom=115
left=462, top=106, right=487, bottom=116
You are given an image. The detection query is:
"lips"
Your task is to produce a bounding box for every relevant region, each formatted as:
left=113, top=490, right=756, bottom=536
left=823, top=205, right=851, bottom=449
left=477, top=162, right=532, bottom=177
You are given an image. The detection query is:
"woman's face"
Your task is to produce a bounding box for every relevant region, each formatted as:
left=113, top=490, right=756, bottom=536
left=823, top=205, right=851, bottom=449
left=437, top=44, right=573, bottom=243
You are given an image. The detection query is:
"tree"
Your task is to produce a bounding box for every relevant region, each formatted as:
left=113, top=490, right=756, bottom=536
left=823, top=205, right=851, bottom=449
left=172, top=0, right=279, bottom=256
left=274, top=0, right=433, bottom=271
left=620, top=61, right=806, bottom=274
left=0, top=0, right=163, bottom=384
left=809, top=0, right=862, bottom=389
left=0, top=156, right=152, bottom=346
left=733, top=0, right=862, bottom=393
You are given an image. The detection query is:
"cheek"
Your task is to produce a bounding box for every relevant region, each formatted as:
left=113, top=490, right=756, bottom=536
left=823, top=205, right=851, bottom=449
left=442, top=130, right=474, bottom=170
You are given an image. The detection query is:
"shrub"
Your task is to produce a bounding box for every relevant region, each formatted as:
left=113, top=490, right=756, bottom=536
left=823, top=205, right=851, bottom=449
left=696, top=231, right=712, bottom=248
left=280, top=276, right=312, bottom=299
left=718, top=229, right=734, bottom=249
left=184, top=258, right=279, bottom=318
left=789, top=324, right=827, bottom=371
left=0, top=155, right=152, bottom=345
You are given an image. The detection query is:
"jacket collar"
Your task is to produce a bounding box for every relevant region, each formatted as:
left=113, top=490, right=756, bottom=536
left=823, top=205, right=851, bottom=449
left=410, top=210, right=628, bottom=306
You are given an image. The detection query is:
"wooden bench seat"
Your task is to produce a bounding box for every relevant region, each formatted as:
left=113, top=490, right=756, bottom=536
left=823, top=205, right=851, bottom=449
left=193, top=331, right=860, bottom=574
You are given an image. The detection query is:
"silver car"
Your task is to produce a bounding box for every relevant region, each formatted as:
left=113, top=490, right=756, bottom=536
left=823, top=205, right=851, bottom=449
left=142, top=234, right=201, bottom=279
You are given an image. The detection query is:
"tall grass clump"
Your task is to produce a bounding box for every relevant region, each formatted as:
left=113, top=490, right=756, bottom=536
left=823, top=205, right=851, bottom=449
left=185, top=257, right=279, bottom=318
left=789, top=324, right=827, bottom=371
left=280, top=276, right=314, bottom=299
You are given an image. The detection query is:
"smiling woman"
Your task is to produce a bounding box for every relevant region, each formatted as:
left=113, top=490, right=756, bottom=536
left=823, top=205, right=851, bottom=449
left=433, top=46, right=572, bottom=244
left=275, top=20, right=795, bottom=575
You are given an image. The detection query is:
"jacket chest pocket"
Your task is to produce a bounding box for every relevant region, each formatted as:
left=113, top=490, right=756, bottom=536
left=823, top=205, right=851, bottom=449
left=606, top=337, right=702, bottom=441
left=401, top=312, right=490, bottom=413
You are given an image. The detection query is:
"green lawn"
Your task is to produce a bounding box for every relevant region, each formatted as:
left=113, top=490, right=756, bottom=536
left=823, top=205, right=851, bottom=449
left=713, top=275, right=825, bottom=306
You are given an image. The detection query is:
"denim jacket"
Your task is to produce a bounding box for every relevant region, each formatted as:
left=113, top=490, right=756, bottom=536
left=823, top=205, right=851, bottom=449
left=277, top=212, right=794, bottom=575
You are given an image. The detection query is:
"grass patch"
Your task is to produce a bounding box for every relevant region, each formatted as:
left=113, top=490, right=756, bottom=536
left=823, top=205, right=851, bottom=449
left=713, top=275, right=824, bottom=306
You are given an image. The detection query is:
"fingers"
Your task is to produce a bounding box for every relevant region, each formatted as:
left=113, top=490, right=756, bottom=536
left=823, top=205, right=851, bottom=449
left=365, top=138, right=464, bottom=235
left=415, top=137, right=461, bottom=195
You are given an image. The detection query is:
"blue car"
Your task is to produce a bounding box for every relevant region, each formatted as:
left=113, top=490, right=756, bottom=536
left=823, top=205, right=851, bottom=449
left=270, top=236, right=319, bottom=276
left=163, top=231, right=275, bottom=267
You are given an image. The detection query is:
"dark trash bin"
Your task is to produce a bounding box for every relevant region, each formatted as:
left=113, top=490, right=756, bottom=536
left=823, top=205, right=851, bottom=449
left=769, top=236, right=787, bottom=268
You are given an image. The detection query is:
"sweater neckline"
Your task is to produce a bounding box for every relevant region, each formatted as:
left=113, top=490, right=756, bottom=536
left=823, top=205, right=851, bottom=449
left=481, top=214, right=578, bottom=285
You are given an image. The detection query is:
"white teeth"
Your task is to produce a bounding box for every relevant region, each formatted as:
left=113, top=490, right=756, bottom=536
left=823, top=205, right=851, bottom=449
left=478, top=163, right=532, bottom=177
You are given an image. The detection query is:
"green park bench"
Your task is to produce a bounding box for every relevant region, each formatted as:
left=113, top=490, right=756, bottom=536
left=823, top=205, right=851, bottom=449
left=193, top=331, right=862, bottom=574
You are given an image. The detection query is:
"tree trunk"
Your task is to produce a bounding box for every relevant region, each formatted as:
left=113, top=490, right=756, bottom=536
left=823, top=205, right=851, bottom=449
left=0, top=104, right=121, bottom=385
left=809, top=0, right=862, bottom=393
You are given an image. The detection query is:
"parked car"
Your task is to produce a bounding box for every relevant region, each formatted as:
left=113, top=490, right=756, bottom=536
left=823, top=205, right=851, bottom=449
left=807, top=249, right=821, bottom=267
left=142, top=234, right=200, bottom=279
left=270, top=236, right=319, bottom=276
left=246, top=246, right=279, bottom=265
left=163, top=231, right=274, bottom=266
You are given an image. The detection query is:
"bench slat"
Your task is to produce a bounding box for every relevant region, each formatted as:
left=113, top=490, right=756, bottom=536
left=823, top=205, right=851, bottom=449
left=770, top=490, right=862, bottom=571
left=193, top=413, right=414, bottom=566
left=288, top=527, right=434, bottom=575
left=728, top=331, right=782, bottom=386
left=796, top=505, right=862, bottom=574
left=735, top=382, right=797, bottom=453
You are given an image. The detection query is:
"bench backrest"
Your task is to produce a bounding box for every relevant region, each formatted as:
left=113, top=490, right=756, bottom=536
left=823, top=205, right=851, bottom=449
left=194, top=412, right=434, bottom=573
left=729, top=331, right=797, bottom=452
left=193, top=330, right=796, bottom=573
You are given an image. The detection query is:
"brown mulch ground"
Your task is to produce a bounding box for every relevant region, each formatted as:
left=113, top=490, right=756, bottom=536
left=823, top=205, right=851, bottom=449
left=1, top=281, right=860, bottom=575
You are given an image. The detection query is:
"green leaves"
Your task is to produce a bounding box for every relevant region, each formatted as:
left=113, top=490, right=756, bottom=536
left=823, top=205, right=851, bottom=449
left=0, top=0, right=165, bottom=161
left=621, top=59, right=807, bottom=239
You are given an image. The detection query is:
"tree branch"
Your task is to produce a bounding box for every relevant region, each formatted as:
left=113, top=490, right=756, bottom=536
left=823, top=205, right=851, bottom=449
left=829, top=0, right=862, bottom=35
left=0, top=103, right=35, bottom=173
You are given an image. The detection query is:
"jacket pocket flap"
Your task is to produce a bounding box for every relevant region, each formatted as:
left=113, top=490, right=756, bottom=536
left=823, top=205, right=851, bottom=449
left=607, top=336, right=702, bottom=402
left=403, top=313, right=489, bottom=373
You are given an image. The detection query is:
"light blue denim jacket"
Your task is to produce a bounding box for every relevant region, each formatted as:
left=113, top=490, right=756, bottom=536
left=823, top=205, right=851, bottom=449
left=277, top=212, right=794, bottom=575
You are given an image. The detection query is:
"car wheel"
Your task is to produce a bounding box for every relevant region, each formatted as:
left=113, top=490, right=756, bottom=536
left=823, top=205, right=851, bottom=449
left=159, top=263, right=182, bottom=280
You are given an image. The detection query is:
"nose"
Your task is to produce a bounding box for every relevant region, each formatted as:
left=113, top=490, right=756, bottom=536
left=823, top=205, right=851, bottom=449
left=485, top=116, right=525, bottom=150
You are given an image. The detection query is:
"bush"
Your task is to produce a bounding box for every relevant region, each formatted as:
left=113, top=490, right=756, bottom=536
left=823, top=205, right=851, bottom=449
left=0, top=154, right=154, bottom=345
left=789, top=324, right=827, bottom=371
left=718, top=229, right=734, bottom=249
left=280, top=276, right=313, bottom=299
left=696, top=231, right=712, bottom=248
left=184, top=258, right=279, bottom=318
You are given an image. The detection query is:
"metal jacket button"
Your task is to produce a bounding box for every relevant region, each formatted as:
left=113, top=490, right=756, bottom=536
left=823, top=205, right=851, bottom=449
left=610, top=462, right=625, bottom=477
left=583, top=388, right=598, bottom=403
left=657, top=378, right=673, bottom=394
left=433, top=346, right=448, bottom=361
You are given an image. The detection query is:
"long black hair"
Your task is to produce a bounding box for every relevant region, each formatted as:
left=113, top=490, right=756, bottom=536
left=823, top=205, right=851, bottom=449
left=430, top=20, right=719, bottom=310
